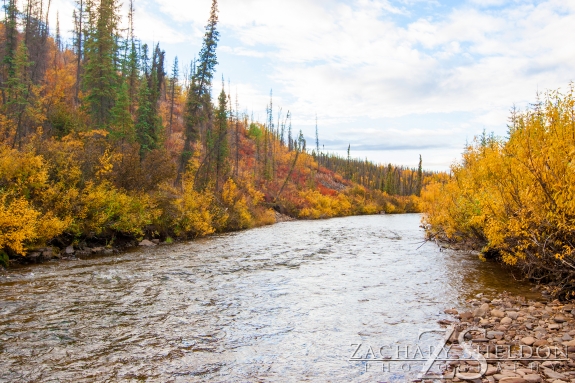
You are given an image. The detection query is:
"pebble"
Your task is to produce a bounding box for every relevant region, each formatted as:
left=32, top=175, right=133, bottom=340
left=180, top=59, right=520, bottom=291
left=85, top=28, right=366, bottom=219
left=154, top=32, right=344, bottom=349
left=520, top=336, right=535, bottom=346
left=491, top=309, right=506, bottom=318
left=442, top=293, right=575, bottom=383
left=542, top=367, right=567, bottom=380
left=522, top=375, right=541, bottom=383
left=501, top=317, right=513, bottom=325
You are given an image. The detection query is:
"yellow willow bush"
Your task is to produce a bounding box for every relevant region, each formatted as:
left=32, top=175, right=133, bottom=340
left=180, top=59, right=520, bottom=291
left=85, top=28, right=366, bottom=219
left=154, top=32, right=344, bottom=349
left=221, top=178, right=254, bottom=230
left=73, top=181, right=159, bottom=237
left=298, top=190, right=352, bottom=219
left=171, top=176, right=216, bottom=238
left=422, top=86, right=575, bottom=298
left=0, top=143, right=70, bottom=254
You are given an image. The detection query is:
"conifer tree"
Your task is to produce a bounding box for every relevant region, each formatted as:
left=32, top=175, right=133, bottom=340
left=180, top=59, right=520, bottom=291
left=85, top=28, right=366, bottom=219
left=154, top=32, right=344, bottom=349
left=416, top=154, right=423, bottom=197
left=82, top=0, right=120, bottom=128
left=177, top=0, right=219, bottom=183
left=168, top=56, right=178, bottom=135
left=213, top=84, right=228, bottom=190
left=5, top=42, right=33, bottom=148
left=134, top=76, right=161, bottom=156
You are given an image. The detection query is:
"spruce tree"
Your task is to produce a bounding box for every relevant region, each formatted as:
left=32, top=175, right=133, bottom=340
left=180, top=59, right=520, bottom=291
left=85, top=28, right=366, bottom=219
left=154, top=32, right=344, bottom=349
left=177, top=0, right=219, bottom=183
left=416, top=155, right=423, bottom=197
left=82, top=0, right=120, bottom=129
left=134, top=77, right=160, bottom=156
left=168, top=56, right=178, bottom=135
left=213, top=84, right=228, bottom=190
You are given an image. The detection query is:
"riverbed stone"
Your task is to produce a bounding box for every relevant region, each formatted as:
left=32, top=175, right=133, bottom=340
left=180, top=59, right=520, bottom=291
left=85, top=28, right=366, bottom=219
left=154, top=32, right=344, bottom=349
left=542, top=368, right=567, bottom=380
left=492, top=309, right=506, bottom=318
left=501, top=317, right=513, bottom=325
left=485, top=365, right=498, bottom=376
left=65, top=245, right=75, bottom=255
left=139, top=239, right=156, bottom=247
left=445, top=308, right=458, bottom=315
left=522, top=375, right=541, bottom=383
left=487, top=331, right=505, bottom=339
left=554, top=315, right=567, bottom=323
left=521, top=336, right=536, bottom=346
left=498, top=378, right=528, bottom=383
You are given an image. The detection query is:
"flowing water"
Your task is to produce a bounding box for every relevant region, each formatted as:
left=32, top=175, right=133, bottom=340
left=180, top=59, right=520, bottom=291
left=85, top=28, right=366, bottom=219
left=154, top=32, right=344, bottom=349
left=0, top=214, right=537, bottom=382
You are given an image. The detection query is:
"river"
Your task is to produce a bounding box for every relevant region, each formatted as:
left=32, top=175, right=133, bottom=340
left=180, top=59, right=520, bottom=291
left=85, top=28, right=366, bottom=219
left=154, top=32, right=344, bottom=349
left=0, top=214, right=536, bottom=382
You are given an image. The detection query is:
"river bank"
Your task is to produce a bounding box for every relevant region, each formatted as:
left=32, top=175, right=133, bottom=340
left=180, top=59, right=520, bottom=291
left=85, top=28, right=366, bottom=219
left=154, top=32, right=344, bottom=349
left=437, top=293, right=575, bottom=383
left=2, top=211, right=298, bottom=268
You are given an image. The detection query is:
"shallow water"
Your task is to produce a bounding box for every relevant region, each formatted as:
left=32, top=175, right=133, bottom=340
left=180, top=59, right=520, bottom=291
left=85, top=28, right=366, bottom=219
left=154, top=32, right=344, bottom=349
left=0, top=214, right=537, bottom=382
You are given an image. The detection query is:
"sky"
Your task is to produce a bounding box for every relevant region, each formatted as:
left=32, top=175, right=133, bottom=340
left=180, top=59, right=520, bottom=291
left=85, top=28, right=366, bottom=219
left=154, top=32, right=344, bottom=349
left=48, top=0, right=575, bottom=170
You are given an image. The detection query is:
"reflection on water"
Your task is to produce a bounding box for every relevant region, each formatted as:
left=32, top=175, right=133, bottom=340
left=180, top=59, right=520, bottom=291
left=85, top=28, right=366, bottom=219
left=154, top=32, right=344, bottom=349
left=0, top=214, right=536, bottom=382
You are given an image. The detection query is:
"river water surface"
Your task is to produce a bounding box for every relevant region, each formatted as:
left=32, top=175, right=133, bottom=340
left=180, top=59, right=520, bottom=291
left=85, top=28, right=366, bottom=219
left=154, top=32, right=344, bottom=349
left=0, top=214, right=536, bottom=382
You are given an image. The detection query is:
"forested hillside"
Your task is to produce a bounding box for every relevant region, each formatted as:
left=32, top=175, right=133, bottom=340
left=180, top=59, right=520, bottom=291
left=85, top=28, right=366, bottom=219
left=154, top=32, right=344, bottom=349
left=0, top=0, right=423, bottom=266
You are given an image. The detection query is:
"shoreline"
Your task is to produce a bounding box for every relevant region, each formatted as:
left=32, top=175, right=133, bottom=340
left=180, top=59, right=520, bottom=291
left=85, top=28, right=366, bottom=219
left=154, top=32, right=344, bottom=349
left=435, top=293, right=575, bottom=383
left=2, top=211, right=298, bottom=269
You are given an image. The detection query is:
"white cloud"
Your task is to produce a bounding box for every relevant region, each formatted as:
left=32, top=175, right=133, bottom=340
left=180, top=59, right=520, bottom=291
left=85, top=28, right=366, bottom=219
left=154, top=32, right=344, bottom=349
left=44, top=0, right=575, bottom=168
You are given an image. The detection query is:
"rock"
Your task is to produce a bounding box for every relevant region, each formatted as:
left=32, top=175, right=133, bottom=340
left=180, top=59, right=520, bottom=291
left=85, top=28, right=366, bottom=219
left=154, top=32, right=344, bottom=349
left=475, top=303, right=490, bottom=316
left=91, top=247, right=105, bottom=254
left=487, top=331, right=504, bottom=339
left=460, top=311, right=474, bottom=321
left=522, top=375, right=541, bottom=383
left=521, top=337, right=536, bottom=346
left=507, top=311, right=519, bottom=320
left=533, top=339, right=548, bottom=347
left=445, top=308, right=459, bottom=315
left=491, top=309, right=506, bottom=318
left=501, top=317, right=513, bottom=325
left=561, top=333, right=572, bottom=341
left=494, top=373, right=520, bottom=380
left=548, top=323, right=561, bottom=330
left=542, top=368, right=567, bottom=380
left=151, top=239, right=160, bottom=244
left=498, top=378, right=527, bottom=383
left=139, top=239, right=156, bottom=247
left=28, top=252, right=41, bottom=259
left=485, top=365, right=498, bottom=376
left=553, top=315, right=567, bottom=323
left=457, top=372, right=483, bottom=381
left=65, top=245, right=75, bottom=255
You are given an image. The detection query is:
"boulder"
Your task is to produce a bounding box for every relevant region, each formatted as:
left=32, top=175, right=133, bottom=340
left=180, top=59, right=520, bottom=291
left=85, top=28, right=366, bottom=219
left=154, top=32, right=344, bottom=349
left=139, top=239, right=156, bottom=247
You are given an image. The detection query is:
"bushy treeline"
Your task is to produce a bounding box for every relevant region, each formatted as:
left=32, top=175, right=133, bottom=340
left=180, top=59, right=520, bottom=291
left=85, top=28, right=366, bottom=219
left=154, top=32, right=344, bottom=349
left=317, top=150, right=429, bottom=196
left=422, top=86, right=575, bottom=299
left=0, top=0, right=421, bottom=266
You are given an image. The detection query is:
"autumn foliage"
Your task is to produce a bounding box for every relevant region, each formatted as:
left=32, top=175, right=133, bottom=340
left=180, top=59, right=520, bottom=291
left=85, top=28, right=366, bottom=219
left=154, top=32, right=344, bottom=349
left=422, top=86, right=575, bottom=299
left=0, top=1, right=421, bottom=267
